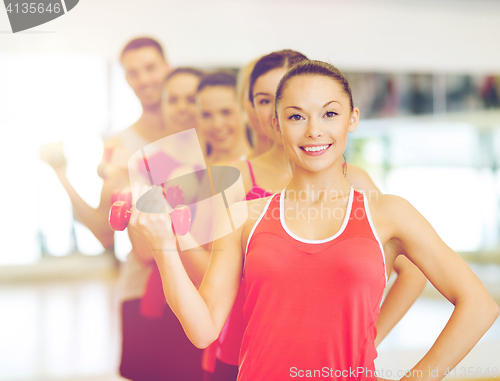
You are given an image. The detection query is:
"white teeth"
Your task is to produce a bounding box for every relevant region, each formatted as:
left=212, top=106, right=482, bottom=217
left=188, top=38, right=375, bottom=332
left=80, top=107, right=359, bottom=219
left=303, top=145, right=329, bottom=152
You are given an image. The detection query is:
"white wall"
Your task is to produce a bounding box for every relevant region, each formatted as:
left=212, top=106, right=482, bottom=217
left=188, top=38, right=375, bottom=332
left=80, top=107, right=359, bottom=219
left=0, top=0, right=499, bottom=73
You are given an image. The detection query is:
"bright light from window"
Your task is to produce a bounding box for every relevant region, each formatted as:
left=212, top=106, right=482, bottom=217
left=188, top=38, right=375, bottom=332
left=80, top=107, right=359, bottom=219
left=0, top=55, right=108, bottom=265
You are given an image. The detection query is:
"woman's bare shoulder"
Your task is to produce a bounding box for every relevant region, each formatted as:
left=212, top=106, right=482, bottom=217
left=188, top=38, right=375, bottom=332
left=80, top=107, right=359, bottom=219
left=225, top=196, right=273, bottom=242
left=229, top=195, right=274, bottom=228
left=365, top=191, right=413, bottom=215
left=364, top=192, right=421, bottom=241
left=346, top=164, right=380, bottom=193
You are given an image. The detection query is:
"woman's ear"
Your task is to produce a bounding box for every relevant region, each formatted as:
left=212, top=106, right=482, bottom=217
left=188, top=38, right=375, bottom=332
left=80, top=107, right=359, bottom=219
left=272, top=116, right=282, bottom=139
left=348, top=107, right=360, bottom=133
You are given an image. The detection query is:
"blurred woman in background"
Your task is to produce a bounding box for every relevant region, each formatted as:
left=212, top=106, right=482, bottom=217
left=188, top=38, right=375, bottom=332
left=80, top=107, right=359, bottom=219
left=196, top=71, right=252, bottom=164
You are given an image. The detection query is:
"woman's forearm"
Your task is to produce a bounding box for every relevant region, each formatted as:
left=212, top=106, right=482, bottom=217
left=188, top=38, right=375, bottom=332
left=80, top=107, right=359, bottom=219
left=177, top=236, right=211, bottom=288
left=401, top=296, right=499, bottom=381
left=130, top=189, right=240, bottom=349
left=376, top=265, right=426, bottom=346
left=153, top=243, right=219, bottom=348
left=127, top=226, right=155, bottom=265
left=128, top=225, right=210, bottom=285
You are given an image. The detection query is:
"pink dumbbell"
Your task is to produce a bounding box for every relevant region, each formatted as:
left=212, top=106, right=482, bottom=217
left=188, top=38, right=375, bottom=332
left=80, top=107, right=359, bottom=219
left=108, top=185, right=191, bottom=235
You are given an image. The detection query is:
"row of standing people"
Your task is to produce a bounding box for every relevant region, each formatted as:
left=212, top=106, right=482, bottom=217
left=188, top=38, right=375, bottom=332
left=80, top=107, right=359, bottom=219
left=41, top=37, right=498, bottom=381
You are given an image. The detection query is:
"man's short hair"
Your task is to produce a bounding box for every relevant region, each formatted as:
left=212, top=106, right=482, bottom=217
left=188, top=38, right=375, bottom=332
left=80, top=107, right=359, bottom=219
left=120, top=37, right=165, bottom=61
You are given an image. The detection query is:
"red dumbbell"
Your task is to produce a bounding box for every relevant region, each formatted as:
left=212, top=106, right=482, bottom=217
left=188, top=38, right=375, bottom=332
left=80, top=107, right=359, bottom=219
left=110, top=190, right=132, bottom=209
left=109, top=186, right=191, bottom=235
left=163, top=184, right=184, bottom=208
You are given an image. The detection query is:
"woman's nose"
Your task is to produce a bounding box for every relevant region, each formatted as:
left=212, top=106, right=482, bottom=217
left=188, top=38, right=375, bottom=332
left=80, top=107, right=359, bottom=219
left=306, top=118, right=324, bottom=138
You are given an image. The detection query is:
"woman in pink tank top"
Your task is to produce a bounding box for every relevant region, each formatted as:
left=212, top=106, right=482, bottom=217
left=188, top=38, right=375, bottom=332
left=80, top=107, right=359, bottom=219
left=131, top=60, right=498, bottom=381
left=193, top=70, right=254, bottom=379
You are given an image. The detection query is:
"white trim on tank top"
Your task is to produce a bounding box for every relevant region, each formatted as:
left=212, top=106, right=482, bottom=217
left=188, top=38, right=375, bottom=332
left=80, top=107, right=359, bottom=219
left=279, top=186, right=354, bottom=244
left=361, top=190, right=389, bottom=284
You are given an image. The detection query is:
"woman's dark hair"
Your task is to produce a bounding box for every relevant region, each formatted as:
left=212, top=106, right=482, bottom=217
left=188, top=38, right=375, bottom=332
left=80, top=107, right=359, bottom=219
left=275, top=60, right=354, bottom=118
left=197, top=70, right=237, bottom=93
left=249, top=50, right=308, bottom=105
left=165, top=67, right=205, bottom=84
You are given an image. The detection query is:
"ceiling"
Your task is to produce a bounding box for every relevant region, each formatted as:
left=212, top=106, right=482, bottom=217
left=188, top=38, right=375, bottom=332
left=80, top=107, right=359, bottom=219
left=0, top=0, right=499, bottom=73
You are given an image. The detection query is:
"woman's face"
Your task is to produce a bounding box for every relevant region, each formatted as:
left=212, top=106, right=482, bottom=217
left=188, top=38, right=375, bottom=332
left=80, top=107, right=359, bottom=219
left=196, top=86, right=244, bottom=152
left=161, top=73, right=200, bottom=131
left=252, top=67, right=288, bottom=145
left=274, top=75, right=358, bottom=173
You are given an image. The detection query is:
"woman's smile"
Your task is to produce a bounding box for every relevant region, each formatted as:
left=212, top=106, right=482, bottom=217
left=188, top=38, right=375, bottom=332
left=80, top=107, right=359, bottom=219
left=299, top=143, right=332, bottom=156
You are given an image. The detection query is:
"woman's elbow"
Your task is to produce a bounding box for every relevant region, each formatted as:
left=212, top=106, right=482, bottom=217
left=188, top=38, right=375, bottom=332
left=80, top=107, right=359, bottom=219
left=193, top=339, right=212, bottom=350
left=480, top=299, right=500, bottom=332
left=190, top=330, right=219, bottom=349
left=486, top=300, right=500, bottom=322
left=468, top=294, right=500, bottom=326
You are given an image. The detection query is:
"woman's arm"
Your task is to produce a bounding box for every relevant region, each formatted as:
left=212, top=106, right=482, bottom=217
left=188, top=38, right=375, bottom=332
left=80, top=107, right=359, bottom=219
left=381, top=195, right=499, bottom=381
left=40, top=139, right=130, bottom=249
left=129, top=187, right=246, bottom=348
left=375, top=247, right=427, bottom=347
left=128, top=223, right=211, bottom=287
left=53, top=162, right=128, bottom=250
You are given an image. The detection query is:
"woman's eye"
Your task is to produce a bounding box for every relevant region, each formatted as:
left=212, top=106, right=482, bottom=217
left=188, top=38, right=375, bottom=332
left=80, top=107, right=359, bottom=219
left=325, top=111, right=337, bottom=118
left=259, top=99, right=270, bottom=105
left=288, top=114, right=303, bottom=121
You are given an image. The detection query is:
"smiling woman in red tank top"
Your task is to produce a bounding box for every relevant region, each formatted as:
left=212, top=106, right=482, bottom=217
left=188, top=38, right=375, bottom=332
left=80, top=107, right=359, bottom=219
left=211, top=51, right=425, bottom=381
left=130, top=60, right=499, bottom=381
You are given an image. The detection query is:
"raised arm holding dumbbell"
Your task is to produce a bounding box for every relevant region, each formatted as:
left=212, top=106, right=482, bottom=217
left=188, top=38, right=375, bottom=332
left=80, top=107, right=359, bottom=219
left=40, top=139, right=129, bottom=249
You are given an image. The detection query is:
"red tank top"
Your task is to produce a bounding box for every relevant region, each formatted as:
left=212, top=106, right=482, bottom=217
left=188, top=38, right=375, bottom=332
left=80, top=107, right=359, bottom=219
left=216, top=161, right=352, bottom=368
left=237, top=188, right=387, bottom=381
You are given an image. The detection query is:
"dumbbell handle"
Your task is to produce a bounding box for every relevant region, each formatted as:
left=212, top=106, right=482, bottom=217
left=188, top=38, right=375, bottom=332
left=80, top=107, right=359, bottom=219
left=111, top=190, right=132, bottom=209
left=109, top=200, right=191, bottom=235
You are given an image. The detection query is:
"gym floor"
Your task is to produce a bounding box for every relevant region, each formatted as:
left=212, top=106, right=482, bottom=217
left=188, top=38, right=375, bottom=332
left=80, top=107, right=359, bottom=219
left=0, top=257, right=499, bottom=381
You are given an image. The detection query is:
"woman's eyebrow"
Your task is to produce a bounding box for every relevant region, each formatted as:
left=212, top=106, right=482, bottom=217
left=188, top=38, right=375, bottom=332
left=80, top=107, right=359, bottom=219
left=284, top=100, right=341, bottom=111
left=323, top=100, right=341, bottom=108
left=284, top=106, right=303, bottom=111
left=253, top=92, right=272, bottom=98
